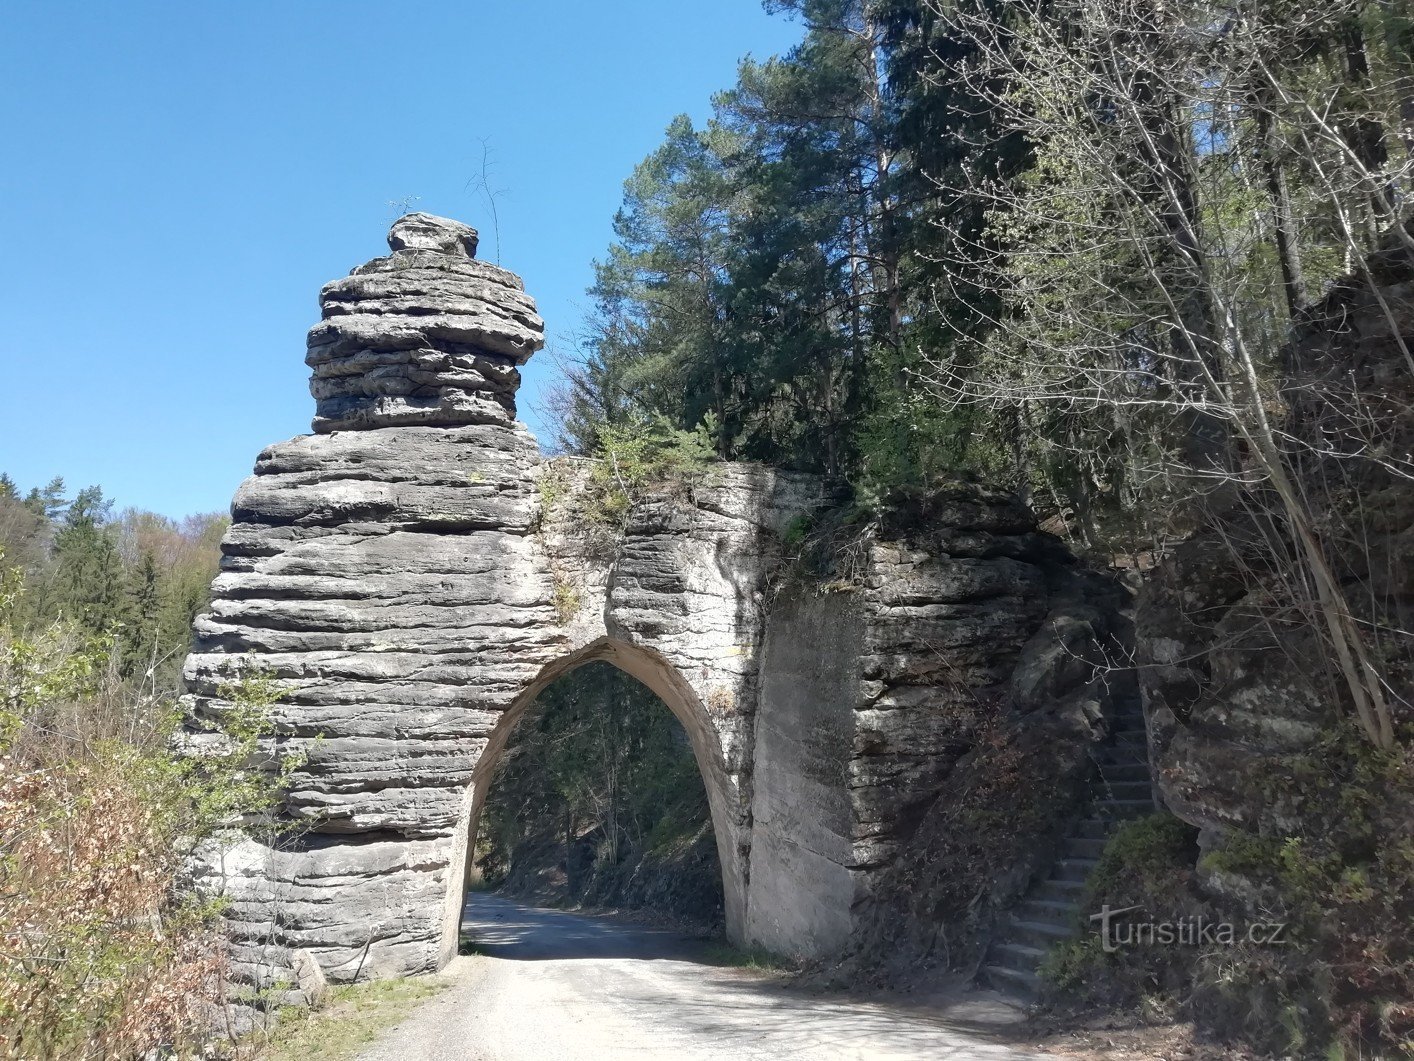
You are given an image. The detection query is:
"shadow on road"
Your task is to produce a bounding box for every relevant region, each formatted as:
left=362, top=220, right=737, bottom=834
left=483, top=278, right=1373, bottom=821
left=462, top=892, right=715, bottom=962
left=459, top=892, right=1046, bottom=1058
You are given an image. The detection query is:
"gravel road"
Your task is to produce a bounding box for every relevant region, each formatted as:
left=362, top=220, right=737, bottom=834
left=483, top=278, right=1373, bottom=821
left=355, top=893, right=1047, bottom=1061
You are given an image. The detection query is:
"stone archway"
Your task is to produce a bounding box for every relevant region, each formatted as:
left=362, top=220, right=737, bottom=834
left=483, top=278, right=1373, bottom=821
left=185, top=215, right=1127, bottom=1015
left=183, top=214, right=833, bottom=1001
left=440, top=638, right=747, bottom=964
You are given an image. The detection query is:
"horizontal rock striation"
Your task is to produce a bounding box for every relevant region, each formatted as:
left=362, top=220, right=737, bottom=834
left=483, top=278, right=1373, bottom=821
left=745, top=484, right=1132, bottom=962
left=307, top=213, right=544, bottom=433
left=187, top=214, right=1127, bottom=1022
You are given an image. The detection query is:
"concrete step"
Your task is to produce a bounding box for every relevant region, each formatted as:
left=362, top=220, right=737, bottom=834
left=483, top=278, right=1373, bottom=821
left=980, top=963, right=1041, bottom=999
left=1100, top=762, right=1151, bottom=783
left=1014, top=898, right=1079, bottom=928
left=1096, top=799, right=1154, bottom=821
left=1053, top=858, right=1098, bottom=882
left=1064, top=837, right=1107, bottom=860
left=1009, top=918, right=1078, bottom=950
left=991, top=941, right=1047, bottom=973
left=1099, top=744, right=1148, bottom=765
left=1074, top=818, right=1115, bottom=840
left=1095, top=780, right=1153, bottom=801
left=1035, top=878, right=1087, bottom=903
left=1115, top=730, right=1148, bottom=747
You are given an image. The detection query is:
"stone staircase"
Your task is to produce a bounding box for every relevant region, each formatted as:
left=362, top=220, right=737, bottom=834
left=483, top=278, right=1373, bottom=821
left=978, top=698, right=1155, bottom=999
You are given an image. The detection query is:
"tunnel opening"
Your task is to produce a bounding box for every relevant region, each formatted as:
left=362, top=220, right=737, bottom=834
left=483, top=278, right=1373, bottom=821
left=467, top=659, right=726, bottom=936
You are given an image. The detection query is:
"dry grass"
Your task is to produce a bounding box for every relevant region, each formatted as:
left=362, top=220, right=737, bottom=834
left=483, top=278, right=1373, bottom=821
left=254, top=976, right=450, bottom=1061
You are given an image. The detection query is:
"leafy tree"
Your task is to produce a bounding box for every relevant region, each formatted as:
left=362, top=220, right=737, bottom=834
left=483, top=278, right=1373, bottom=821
left=574, top=115, right=737, bottom=457
left=478, top=662, right=712, bottom=899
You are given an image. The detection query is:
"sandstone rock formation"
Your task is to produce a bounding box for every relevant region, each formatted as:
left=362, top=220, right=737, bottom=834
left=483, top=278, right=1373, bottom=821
left=308, top=212, right=542, bottom=432
left=185, top=215, right=1129, bottom=1019
left=1141, top=224, right=1414, bottom=865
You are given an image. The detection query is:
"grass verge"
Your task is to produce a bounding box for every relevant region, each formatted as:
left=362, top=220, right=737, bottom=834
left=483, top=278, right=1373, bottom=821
left=701, top=941, right=797, bottom=972
left=253, top=976, right=449, bottom=1061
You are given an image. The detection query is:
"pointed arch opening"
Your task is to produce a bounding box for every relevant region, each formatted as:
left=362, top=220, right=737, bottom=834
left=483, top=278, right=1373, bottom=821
left=438, top=638, right=747, bottom=964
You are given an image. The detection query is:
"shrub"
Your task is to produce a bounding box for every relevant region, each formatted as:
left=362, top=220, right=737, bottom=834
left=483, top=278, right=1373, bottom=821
left=585, top=415, right=715, bottom=528
left=0, top=551, right=291, bottom=1058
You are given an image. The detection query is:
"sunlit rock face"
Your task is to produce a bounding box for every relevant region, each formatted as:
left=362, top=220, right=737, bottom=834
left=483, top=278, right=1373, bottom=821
left=184, top=215, right=1128, bottom=1024
left=183, top=216, right=837, bottom=1015
left=307, top=212, right=543, bottom=433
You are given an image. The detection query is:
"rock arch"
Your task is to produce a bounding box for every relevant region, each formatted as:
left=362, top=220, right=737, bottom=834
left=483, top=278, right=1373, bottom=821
left=185, top=215, right=831, bottom=1000
left=184, top=215, right=1128, bottom=1013
left=447, top=637, right=741, bottom=961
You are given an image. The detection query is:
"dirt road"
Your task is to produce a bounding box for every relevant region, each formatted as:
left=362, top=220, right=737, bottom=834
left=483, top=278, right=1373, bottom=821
left=354, top=893, right=1047, bottom=1061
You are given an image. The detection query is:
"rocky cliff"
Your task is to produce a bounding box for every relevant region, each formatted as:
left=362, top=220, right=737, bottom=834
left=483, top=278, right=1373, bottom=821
left=1132, top=226, right=1414, bottom=1051
left=184, top=215, right=1132, bottom=1023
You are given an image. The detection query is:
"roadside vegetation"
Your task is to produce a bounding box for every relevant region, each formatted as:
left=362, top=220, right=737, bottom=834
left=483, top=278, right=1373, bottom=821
left=0, top=475, right=290, bottom=1059
left=250, top=977, right=450, bottom=1061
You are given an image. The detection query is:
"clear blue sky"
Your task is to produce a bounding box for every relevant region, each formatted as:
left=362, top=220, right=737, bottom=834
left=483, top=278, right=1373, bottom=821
left=0, top=1, right=802, bottom=518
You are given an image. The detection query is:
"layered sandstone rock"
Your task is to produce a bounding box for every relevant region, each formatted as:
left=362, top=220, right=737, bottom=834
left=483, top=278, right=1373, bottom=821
left=307, top=213, right=544, bottom=433
left=744, top=485, right=1131, bottom=963
left=184, top=219, right=840, bottom=1009
left=187, top=215, right=1126, bottom=1022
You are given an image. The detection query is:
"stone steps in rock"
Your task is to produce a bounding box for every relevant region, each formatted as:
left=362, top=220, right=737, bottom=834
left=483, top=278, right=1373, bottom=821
left=1099, top=762, right=1150, bottom=782
left=1098, top=741, right=1148, bottom=763
left=1063, top=837, right=1107, bottom=860
left=1014, top=898, right=1080, bottom=928
left=991, top=941, right=1048, bottom=972
left=1008, top=918, right=1078, bottom=950
left=1073, top=817, right=1111, bottom=840
left=977, top=699, right=1156, bottom=1003
left=1094, top=779, right=1152, bottom=801
left=1034, top=878, right=1087, bottom=903
left=978, top=962, right=1043, bottom=999
left=1053, top=858, right=1098, bottom=882
left=1096, top=798, right=1155, bottom=821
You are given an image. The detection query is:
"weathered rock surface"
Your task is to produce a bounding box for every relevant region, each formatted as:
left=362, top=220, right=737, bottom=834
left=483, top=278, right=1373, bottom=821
left=1142, top=222, right=1414, bottom=856
left=307, top=213, right=543, bottom=433
left=186, top=215, right=1128, bottom=1022
left=386, top=212, right=480, bottom=256
left=748, top=488, right=1132, bottom=970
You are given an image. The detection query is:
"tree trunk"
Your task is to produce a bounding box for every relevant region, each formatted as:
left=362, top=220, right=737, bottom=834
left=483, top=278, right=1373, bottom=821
left=1254, top=99, right=1307, bottom=316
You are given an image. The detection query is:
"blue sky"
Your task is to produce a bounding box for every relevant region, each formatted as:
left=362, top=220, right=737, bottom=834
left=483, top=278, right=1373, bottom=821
left=0, top=1, right=802, bottom=518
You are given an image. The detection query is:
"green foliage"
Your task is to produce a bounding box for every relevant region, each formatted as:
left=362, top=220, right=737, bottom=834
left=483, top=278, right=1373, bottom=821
left=559, top=1, right=974, bottom=483
left=779, top=514, right=814, bottom=553
left=550, top=573, right=581, bottom=624
left=1038, top=935, right=1108, bottom=991
left=1042, top=741, right=1414, bottom=1056
left=536, top=464, right=570, bottom=517
left=476, top=662, right=721, bottom=925
left=582, top=415, right=716, bottom=528
left=255, top=975, right=449, bottom=1061
left=1085, top=813, right=1201, bottom=907
left=0, top=508, right=284, bottom=1057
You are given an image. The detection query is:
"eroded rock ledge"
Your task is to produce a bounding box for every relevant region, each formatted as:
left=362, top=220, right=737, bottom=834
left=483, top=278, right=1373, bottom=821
left=184, top=216, right=1130, bottom=1019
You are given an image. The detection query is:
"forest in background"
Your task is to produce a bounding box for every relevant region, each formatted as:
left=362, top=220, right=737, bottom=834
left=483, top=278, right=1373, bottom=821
left=475, top=662, right=723, bottom=930
left=0, top=474, right=225, bottom=692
